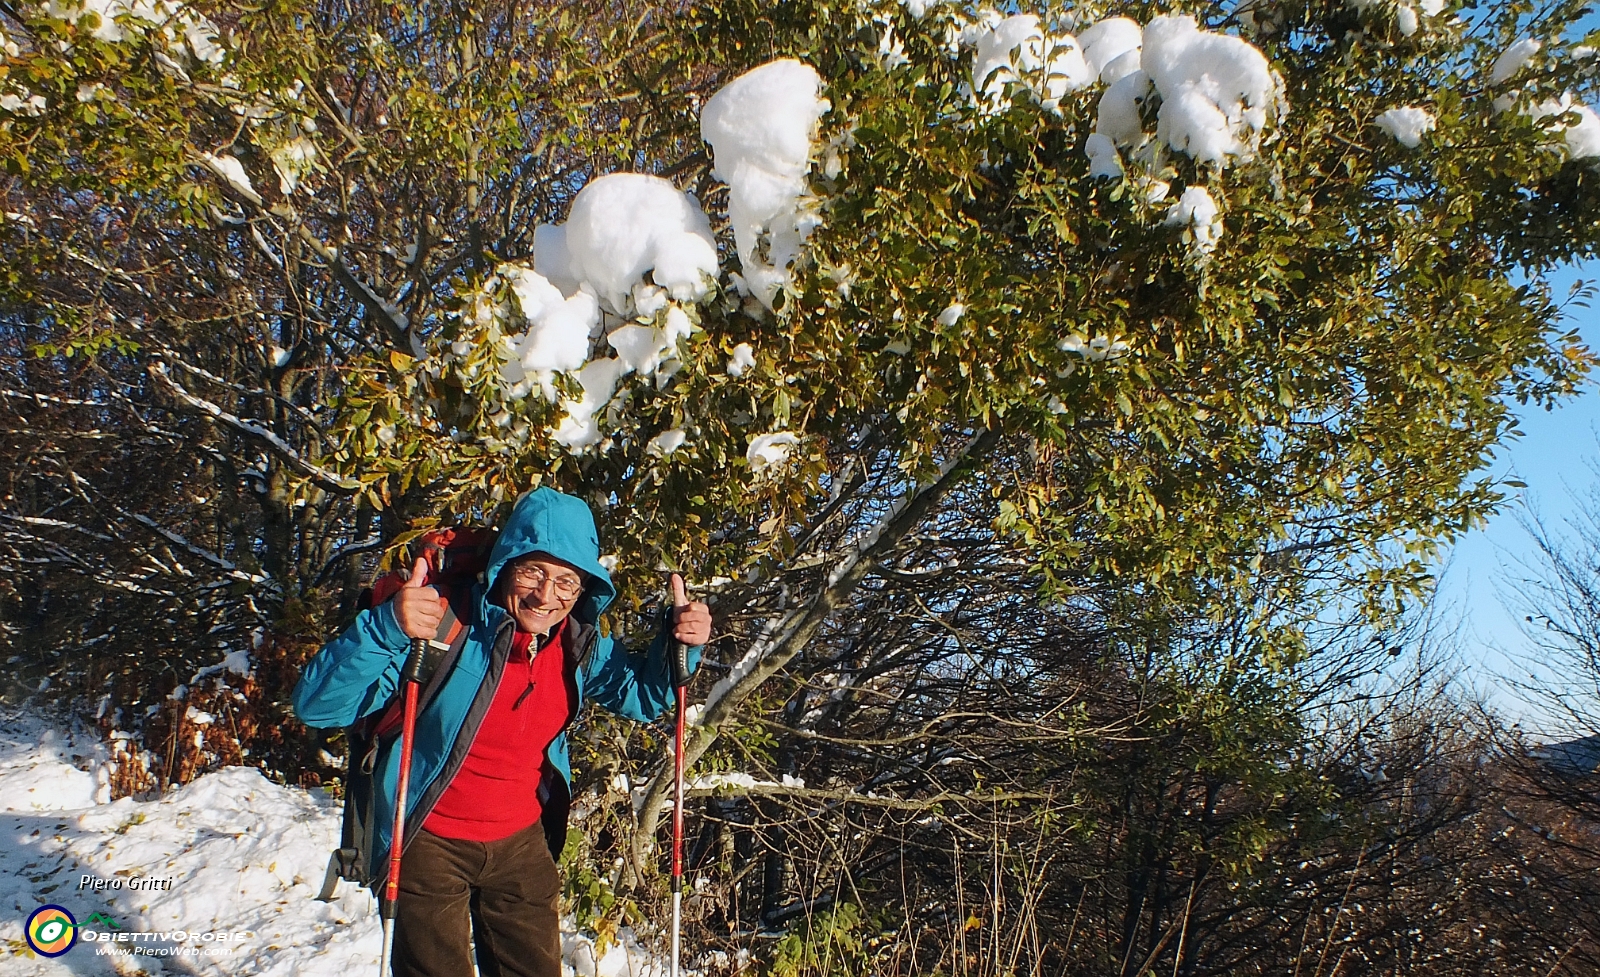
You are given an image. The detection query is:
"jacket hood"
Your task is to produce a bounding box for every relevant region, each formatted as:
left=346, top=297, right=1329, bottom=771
left=483, top=487, right=616, bottom=623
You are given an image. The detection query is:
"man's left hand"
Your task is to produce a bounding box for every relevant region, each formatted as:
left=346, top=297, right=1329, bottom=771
left=671, top=573, right=713, bottom=647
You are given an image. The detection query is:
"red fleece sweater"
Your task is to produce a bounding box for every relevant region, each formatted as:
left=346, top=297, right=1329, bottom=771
left=422, top=621, right=578, bottom=841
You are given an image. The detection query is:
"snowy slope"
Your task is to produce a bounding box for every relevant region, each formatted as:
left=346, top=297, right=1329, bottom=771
left=0, top=711, right=662, bottom=976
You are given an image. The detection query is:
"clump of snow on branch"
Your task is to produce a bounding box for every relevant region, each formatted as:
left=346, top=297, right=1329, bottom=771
left=1059, top=333, right=1131, bottom=362
left=701, top=59, right=831, bottom=310
left=552, top=358, right=627, bottom=451
left=1141, top=15, right=1284, bottom=167
left=44, top=0, right=226, bottom=63
left=1074, top=14, right=1283, bottom=175
left=1528, top=95, right=1600, bottom=160
left=1165, top=185, right=1223, bottom=256
left=497, top=264, right=600, bottom=398
left=968, top=14, right=1093, bottom=113
left=876, top=15, right=910, bottom=70
left=1089, top=66, right=1153, bottom=176
left=200, top=151, right=262, bottom=205
left=1234, top=0, right=1286, bottom=37
left=1490, top=75, right=1600, bottom=162
left=1056, top=13, right=1279, bottom=255
left=532, top=223, right=580, bottom=295
left=1078, top=16, right=1143, bottom=85
left=689, top=771, right=806, bottom=791
left=445, top=60, right=834, bottom=462
left=609, top=305, right=697, bottom=379
left=0, top=89, right=46, bottom=115
left=1489, top=38, right=1541, bottom=85
left=1482, top=33, right=1600, bottom=162
left=487, top=174, right=724, bottom=452
left=1374, top=106, right=1436, bottom=148
left=747, top=432, right=800, bottom=473
left=1085, top=132, right=1122, bottom=177
left=1345, top=0, right=1446, bottom=38
left=647, top=428, right=687, bottom=457
left=727, top=342, right=756, bottom=377
left=270, top=136, right=317, bottom=195
left=546, top=173, right=719, bottom=316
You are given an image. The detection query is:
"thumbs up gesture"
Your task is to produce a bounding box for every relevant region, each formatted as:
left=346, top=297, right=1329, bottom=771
left=393, top=556, right=447, bottom=641
left=670, top=573, right=712, bottom=647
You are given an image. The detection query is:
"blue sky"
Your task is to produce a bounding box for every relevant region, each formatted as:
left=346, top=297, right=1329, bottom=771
left=1435, top=261, right=1599, bottom=720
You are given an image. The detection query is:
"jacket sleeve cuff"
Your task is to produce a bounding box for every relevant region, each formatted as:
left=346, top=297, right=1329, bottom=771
left=647, top=624, right=704, bottom=679
left=372, top=599, right=412, bottom=652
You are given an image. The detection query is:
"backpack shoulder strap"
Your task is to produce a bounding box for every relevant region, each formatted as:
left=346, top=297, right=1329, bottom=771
left=364, top=590, right=471, bottom=741
left=416, top=593, right=472, bottom=715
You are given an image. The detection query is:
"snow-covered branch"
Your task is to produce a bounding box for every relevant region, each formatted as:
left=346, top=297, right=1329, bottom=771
left=0, top=389, right=113, bottom=408
left=314, top=535, right=385, bottom=584
left=0, top=513, right=114, bottom=541
left=128, top=513, right=270, bottom=586
left=699, top=429, right=1000, bottom=720
left=162, top=357, right=325, bottom=429
left=192, top=150, right=414, bottom=346
left=684, top=779, right=1049, bottom=811
left=274, top=214, right=414, bottom=347
left=148, top=361, right=358, bottom=493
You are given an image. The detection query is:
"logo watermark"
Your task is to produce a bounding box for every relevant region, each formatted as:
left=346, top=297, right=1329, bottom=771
left=21, top=905, right=251, bottom=959
left=84, top=911, right=121, bottom=929
left=24, top=905, right=77, bottom=957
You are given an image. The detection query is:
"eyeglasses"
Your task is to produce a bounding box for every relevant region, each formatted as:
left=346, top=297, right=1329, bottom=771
left=508, top=562, right=583, bottom=601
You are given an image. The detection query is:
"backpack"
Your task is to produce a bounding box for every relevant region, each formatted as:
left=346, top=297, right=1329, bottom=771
left=314, top=525, right=498, bottom=900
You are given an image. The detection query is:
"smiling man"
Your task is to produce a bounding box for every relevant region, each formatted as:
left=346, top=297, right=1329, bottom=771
left=293, top=487, right=711, bottom=977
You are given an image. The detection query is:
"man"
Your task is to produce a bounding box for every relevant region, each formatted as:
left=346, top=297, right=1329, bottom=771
left=293, top=487, right=711, bottom=977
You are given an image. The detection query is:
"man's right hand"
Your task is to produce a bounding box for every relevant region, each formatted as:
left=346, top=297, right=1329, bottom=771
left=393, top=556, right=447, bottom=640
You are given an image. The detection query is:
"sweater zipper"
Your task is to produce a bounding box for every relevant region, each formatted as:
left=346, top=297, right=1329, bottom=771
left=512, top=631, right=545, bottom=711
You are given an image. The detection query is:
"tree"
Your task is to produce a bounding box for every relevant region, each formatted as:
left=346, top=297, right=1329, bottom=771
left=0, top=0, right=686, bottom=777
left=1495, top=461, right=1600, bottom=974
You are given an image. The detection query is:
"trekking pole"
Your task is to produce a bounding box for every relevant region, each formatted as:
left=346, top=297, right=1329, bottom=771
left=669, top=577, right=693, bottom=977
left=378, top=634, right=428, bottom=977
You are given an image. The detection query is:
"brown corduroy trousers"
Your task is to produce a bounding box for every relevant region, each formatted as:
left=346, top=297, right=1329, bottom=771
left=392, top=824, right=562, bottom=977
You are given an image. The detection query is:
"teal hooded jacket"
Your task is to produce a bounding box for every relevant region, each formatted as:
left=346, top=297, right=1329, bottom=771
left=292, top=487, right=701, bottom=876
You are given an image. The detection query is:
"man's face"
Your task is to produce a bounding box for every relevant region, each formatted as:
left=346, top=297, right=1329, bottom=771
left=499, top=553, right=585, bottom=635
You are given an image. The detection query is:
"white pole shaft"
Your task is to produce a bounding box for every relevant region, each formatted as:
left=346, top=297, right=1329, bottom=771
left=671, top=891, right=683, bottom=977
left=379, top=916, right=395, bottom=976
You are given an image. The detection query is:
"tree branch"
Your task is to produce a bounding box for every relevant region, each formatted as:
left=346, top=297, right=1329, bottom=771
left=148, top=360, right=358, bottom=493
left=629, top=426, right=1002, bottom=878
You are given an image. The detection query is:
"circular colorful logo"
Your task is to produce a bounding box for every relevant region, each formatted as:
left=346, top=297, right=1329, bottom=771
left=25, top=905, right=78, bottom=957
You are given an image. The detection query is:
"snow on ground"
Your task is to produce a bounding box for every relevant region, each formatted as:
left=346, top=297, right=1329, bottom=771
left=0, top=710, right=663, bottom=976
